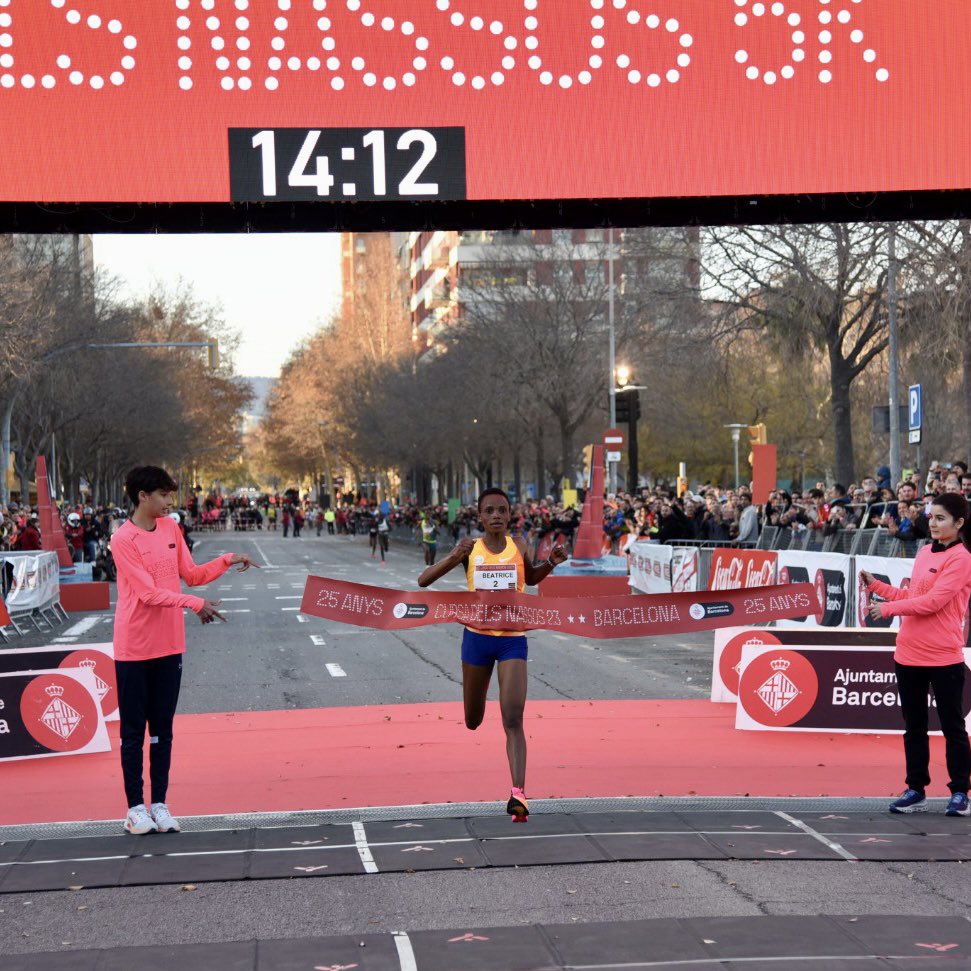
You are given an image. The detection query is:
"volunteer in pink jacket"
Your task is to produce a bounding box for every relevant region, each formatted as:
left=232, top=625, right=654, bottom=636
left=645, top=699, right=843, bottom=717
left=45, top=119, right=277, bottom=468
left=861, top=491, right=971, bottom=817
left=112, top=466, right=257, bottom=835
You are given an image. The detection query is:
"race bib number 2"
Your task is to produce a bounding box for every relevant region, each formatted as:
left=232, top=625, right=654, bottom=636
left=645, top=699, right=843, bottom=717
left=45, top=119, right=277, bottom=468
left=474, top=566, right=518, bottom=591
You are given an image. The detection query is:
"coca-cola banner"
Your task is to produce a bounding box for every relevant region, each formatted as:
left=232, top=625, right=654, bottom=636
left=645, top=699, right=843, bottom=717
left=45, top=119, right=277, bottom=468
left=0, top=667, right=110, bottom=762
left=776, top=551, right=850, bottom=629
left=735, top=642, right=971, bottom=734
left=0, top=644, right=117, bottom=721
left=854, top=554, right=914, bottom=631
left=628, top=542, right=672, bottom=595
left=2, top=552, right=60, bottom=612
left=301, top=576, right=820, bottom=639
left=708, top=549, right=777, bottom=591
left=711, top=625, right=896, bottom=703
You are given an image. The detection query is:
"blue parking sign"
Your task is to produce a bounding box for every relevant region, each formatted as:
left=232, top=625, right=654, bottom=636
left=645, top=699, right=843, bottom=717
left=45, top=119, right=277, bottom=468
left=908, top=384, right=922, bottom=431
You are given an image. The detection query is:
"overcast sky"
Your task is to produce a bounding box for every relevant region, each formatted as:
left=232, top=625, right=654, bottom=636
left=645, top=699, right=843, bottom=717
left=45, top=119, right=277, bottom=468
left=93, top=233, right=342, bottom=377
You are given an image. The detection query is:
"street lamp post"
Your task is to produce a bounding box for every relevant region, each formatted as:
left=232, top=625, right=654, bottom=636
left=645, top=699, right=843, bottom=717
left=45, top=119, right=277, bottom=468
left=607, top=226, right=617, bottom=495
left=887, top=224, right=902, bottom=486
left=724, top=424, right=747, bottom=489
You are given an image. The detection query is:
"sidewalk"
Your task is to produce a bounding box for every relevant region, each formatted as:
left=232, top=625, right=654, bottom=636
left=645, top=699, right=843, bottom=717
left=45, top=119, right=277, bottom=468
left=4, top=699, right=935, bottom=826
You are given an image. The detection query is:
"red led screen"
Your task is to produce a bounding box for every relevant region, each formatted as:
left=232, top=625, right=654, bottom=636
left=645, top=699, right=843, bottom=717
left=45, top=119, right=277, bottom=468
left=0, top=1, right=967, bottom=204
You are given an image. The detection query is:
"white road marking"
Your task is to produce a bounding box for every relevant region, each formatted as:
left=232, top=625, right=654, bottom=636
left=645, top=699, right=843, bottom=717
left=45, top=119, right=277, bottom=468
left=392, top=931, right=417, bottom=971
left=52, top=636, right=79, bottom=643
left=250, top=540, right=275, bottom=568
left=267, top=583, right=280, bottom=589
left=296, top=615, right=308, bottom=624
left=102, top=617, right=113, bottom=624
left=310, top=635, right=326, bottom=646
left=243, top=584, right=256, bottom=590
left=552, top=634, right=570, bottom=642
left=222, top=609, right=251, bottom=614
left=219, top=598, right=248, bottom=602
left=352, top=821, right=379, bottom=874
left=61, top=616, right=101, bottom=637
left=325, top=663, right=346, bottom=678
left=218, top=585, right=233, bottom=591
left=275, top=595, right=302, bottom=600
left=281, top=607, right=300, bottom=612
left=290, top=583, right=303, bottom=588
left=774, top=811, right=858, bottom=861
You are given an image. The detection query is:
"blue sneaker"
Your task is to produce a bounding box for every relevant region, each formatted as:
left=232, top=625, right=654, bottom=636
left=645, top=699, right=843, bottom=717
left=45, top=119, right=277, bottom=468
left=946, top=792, right=970, bottom=817
left=889, top=788, right=927, bottom=814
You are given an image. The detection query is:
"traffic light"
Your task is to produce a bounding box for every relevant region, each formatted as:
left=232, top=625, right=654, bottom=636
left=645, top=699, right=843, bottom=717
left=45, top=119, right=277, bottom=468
left=580, top=444, right=594, bottom=478
left=616, top=393, right=630, bottom=423
left=615, top=388, right=640, bottom=423
left=747, top=423, right=767, bottom=466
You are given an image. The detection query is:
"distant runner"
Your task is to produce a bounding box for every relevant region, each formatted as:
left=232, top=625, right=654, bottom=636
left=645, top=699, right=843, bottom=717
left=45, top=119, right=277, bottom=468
left=377, top=512, right=390, bottom=565
left=420, top=512, right=439, bottom=565
left=418, top=487, right=567, bottom=821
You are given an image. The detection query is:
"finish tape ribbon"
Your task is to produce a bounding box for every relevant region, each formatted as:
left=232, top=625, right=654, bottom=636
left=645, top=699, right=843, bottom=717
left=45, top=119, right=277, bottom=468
left=301, top=577, right=822, bottom=639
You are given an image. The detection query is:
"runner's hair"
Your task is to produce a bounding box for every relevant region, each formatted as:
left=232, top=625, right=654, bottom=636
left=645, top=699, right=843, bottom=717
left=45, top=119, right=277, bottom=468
left=930, top=492, right=971, bottom=549
left=125, top=466, right=178, bottom=507
left=477, top=487, right=511, bottom=511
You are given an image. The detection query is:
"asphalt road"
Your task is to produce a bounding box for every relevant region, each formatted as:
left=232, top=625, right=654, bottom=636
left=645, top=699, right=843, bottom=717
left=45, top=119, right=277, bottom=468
left=21, top=529, right=715, bottom=710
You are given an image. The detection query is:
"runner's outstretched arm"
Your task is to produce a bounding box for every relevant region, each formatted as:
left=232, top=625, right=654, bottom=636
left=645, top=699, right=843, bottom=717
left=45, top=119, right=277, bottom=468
left=521, top=540, right=569, bottom=586
left=418, top=536, right=474, bottom=587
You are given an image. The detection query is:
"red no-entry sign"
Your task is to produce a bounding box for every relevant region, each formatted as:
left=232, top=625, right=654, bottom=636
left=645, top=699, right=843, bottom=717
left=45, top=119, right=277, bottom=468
left=603, top=428, right=625, bottom=449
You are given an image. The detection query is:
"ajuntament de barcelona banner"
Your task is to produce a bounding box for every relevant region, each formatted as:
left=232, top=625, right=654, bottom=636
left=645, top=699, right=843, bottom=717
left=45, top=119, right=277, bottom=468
left=0, top=1, right=967, bottom=204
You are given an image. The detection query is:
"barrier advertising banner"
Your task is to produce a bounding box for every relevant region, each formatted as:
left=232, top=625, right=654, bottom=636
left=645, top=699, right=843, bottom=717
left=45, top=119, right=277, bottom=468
left=711, top=626, right=895, bottom=703
left=1, top=2, right=969, bottom=204
left=0, top=644, right=117, bottom=721
left=629, top=544, right=699, bottom=595
left=735, top=641, right=971, bottom=734
left=708, top=549, right=777, bottom=591
left=628, top=542, right=672, bottom=595
left=2, top=552, right=60, bottom=612
left=0, top=667, right=110, bottom=762
left=302, top=576, right=820, bottom=639
left=853, top=554, right=914, bottom=631
left=672, top=548, right=700, bottom=594
left=776, top=551, right=851, bottom=628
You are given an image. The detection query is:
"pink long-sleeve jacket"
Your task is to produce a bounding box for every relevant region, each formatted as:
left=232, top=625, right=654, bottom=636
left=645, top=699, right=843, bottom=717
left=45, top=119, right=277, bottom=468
left=111, top=515, right=233, bottom=661
left=870, top=540, right=971, bottom=666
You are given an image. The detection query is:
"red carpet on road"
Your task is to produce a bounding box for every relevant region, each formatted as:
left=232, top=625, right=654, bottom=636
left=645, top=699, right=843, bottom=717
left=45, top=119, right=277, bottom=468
left=3, top=700, right=933, bottom=826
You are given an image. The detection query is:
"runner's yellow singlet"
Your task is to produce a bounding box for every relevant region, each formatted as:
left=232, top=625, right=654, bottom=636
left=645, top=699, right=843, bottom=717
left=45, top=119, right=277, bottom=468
left=465, top=535, right=526, bottom=637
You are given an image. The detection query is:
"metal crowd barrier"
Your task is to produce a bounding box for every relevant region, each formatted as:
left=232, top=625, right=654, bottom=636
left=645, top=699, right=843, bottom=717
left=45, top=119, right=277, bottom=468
left=753, top=525, right=924, bottom=559
left=1, top=551, right=68, bottom=642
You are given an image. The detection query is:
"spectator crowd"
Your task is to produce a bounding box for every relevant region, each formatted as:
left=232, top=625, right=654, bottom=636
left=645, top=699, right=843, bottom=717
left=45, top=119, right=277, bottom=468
left=3, top=459, right=967, bottom=568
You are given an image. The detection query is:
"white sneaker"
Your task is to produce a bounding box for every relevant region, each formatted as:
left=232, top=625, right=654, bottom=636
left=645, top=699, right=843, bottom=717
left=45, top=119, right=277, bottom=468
left=124, top=804, right=159, bottom=835
left=150, top=802, right=181, bottom=833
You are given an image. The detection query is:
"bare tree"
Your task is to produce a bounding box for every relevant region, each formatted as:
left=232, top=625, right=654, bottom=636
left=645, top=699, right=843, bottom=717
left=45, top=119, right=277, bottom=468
left=454, top=231, right=623, bottom=489
left=900, top=221, right=971, bottom=458
left=703, top=223, right=891, bottom=484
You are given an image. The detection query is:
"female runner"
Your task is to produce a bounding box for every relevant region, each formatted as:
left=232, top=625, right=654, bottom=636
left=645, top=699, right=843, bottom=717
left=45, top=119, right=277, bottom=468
left=418, top=488, right=567, bottom=820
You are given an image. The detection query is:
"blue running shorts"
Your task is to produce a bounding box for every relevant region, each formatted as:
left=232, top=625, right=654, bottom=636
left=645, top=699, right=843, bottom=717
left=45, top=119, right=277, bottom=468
left=461, top=628, right=528, bottom=666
